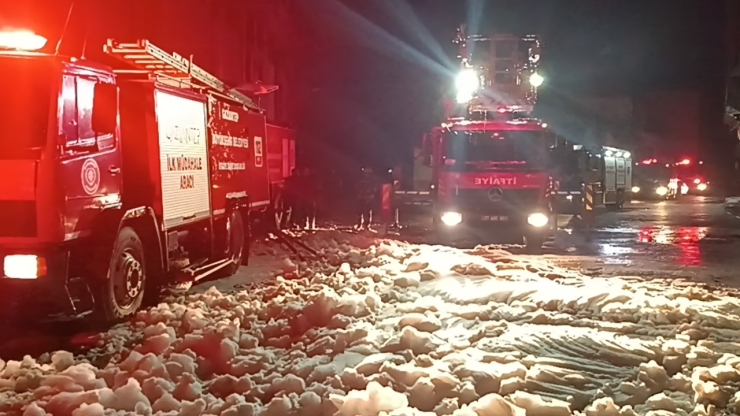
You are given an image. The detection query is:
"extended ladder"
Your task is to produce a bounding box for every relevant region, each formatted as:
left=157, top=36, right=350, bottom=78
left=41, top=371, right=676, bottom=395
left=103, top=39, right=260, bottom=111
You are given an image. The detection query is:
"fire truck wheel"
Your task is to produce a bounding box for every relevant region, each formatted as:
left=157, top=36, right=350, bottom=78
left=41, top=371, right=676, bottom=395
left=96, top=226, right=147, bottom=322
left=221, top=210, right=246, bottom=277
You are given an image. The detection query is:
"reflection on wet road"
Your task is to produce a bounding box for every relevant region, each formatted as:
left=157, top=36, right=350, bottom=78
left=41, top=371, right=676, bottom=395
left=548, top=196, right=740, bottom=285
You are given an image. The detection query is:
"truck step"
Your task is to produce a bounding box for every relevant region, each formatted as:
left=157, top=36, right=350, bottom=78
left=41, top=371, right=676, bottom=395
left=65, top=277, right=95, bottom=316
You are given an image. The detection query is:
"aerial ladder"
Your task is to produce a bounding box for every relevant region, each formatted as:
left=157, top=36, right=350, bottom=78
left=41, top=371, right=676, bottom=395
left=103, top=39, right=261, bottom=110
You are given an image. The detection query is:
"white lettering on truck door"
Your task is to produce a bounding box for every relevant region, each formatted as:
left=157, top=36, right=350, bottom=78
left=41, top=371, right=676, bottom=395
left=254, top=136, right=264, bottom=167
left=155, top=90, right=211, bottom=229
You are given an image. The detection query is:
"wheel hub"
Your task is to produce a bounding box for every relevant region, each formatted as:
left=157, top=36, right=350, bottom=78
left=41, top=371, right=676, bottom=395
left=122, top=252, right=143, bottom=299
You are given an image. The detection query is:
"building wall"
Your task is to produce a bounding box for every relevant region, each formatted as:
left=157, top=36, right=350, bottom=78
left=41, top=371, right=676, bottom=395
left=1, top=0, right=298, bottom=125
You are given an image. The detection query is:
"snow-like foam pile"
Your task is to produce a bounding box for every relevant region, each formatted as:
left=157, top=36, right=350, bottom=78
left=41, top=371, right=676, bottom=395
left=2, top=231, right=740, bottom=416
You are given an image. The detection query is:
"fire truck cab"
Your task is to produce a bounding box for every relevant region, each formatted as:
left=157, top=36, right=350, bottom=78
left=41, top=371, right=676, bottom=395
left=0, top=33, right=285, bottom=322
left=421, top=114, right=554, bottom=248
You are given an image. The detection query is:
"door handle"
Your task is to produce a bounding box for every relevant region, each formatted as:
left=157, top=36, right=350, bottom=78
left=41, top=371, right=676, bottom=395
left=109, top=166, right=121, bottom=175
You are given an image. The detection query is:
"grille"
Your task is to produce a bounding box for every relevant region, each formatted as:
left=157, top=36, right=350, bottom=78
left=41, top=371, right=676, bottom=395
left=0, top=201, right=37, bottom=237
left=455, top=188, right=541, bottom=214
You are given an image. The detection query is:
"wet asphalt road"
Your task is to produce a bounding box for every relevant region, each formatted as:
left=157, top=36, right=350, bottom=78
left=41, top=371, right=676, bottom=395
left=546, top=196, right=740, bottom=287
left=395, top=195, right=740, bottom=287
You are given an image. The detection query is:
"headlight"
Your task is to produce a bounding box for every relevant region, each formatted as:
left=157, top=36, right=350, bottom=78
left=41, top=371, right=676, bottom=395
left=656, top=186, right=668, bottom=196
left=3, top=255, right=46, bottom=279
left=697, top=183, right=707, bottom=191
left=527, top=213, right=549, bottom=228
left=440, top=211, right=462, bottom=226
left=631, top=186, right=640, bottom=193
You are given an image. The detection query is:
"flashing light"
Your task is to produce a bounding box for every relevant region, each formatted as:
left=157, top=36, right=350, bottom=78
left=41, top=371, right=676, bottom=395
left=699, top=161, right=704, bottom=165
left=623, top=152, right=631, bottom=159
left=697, top=183, right=707, bottom=191
left=441, top=211, right=462, bottom=226
left=541, top=123, right=548, bottom=128
left=693, top=178, right=701, bottom=184
left=529, top=72, right=544, bottom=88
left=605, top=150, right=613, bottom=157
left=641, top=159, right=653, bottom=165
left=527, top=213, right=549, bottom=228
left=497, top=106, right=508, bottom=113
left=631, top=186, right=640, bottom=193
left=615, top=152, right=623, bottom=157
left=680, top=158, right=691, bottom=165
left=455, top=69, right=480, bottom=104
left=0, top=30, right=47, bottom=51
left=656, top=186, right=668, bottom=196
left=681, top=183, right=689, bottom=195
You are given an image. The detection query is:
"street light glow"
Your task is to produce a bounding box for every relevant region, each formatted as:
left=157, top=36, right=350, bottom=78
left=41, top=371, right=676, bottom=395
left=529, top=72, right=544, bottom=87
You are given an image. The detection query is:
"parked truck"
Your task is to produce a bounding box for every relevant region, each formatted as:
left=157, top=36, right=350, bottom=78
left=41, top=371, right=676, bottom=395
left=0, top=32, right=295, bottom=322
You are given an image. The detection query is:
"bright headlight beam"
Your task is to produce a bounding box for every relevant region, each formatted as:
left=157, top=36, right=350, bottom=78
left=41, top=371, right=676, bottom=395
left=455, top=69, right=479, bottom=103
left=441, top=211, right=462, bottom=226
left=529, top=72, right=544, bottom=87
left=527, top=213, right=549, bottom=228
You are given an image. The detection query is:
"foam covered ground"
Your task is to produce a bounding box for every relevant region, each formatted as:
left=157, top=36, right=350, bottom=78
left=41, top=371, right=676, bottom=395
left=2, top=231, right=740, bottom=416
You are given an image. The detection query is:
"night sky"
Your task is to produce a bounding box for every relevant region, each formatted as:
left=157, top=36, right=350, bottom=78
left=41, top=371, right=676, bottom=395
left=293, top=0, right=727, bottom=170
left=0, top=0, right=729, bottom=171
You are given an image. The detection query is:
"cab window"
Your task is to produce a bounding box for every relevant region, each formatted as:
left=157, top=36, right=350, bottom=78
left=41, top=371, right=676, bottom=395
left=61, top=75, right=115, bottom=155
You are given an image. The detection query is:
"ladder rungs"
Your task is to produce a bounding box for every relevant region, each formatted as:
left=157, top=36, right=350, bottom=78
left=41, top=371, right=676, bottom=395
left=104, top=38, right=260, bottom=110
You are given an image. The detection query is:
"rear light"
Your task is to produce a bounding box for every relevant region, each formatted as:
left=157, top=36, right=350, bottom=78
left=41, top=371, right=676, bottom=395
left=3, top=255, right=47, bottom=279
left=444, top=159, right=456, bottom=166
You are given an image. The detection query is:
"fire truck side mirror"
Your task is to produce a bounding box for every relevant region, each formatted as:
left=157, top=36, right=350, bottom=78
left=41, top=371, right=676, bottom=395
left=92, top=82, right=118, bottom=135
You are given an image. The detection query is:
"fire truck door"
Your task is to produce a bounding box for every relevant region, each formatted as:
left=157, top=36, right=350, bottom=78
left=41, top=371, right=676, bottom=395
left=616, top=158, right=626, bottom=189
left=59, top=75, right=122, bottom=239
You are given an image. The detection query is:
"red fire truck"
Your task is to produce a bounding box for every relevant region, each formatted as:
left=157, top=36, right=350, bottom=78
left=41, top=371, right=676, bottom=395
left=0, top=32, right=295, bottom=322
left=422, top=115, right=554, bottom=248
left=402, top=28, right=553, bottom=248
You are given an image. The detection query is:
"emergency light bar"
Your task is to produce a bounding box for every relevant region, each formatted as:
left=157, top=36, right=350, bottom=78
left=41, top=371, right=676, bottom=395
left=0, top=30, right=47, bottom=51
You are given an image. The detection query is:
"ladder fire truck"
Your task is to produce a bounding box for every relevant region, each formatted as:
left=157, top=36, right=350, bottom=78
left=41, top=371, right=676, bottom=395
left=0, top=31, right=295, bottom=322
left=399, top=27, right=554, bottom=248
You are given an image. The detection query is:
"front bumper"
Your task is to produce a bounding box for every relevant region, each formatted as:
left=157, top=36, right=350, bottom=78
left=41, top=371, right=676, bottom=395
left=0, top=247, right=75, bottom=320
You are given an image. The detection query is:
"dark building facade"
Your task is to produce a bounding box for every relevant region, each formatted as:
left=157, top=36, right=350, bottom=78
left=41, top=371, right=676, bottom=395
left=1, top=0, right=300, bottom=125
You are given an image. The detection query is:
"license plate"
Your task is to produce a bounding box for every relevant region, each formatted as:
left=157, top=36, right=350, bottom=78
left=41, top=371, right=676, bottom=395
left=481, top=215, right=508, bottom=221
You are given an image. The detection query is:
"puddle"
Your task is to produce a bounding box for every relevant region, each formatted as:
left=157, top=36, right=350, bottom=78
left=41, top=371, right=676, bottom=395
left=637, top=226, right=708, bottom=266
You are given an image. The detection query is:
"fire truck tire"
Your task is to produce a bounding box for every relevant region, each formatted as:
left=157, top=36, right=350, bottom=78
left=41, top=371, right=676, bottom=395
left=219, top=210, right=246, bottom=277
left=95, top=226, right=147, bottom=323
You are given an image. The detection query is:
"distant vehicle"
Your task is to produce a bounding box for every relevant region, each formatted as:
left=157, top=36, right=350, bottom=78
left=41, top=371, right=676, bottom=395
left=671, top=158, right=711, bottom=196
left=550, top=141, right=633, bottom=212
left=632, top=159, right=681, bottom=200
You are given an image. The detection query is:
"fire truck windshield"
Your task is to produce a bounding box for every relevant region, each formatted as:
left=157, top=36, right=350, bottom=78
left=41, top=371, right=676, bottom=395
left=443, top=130, right=546, bottom=171
left=0, top=57, right=53, bottom=158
